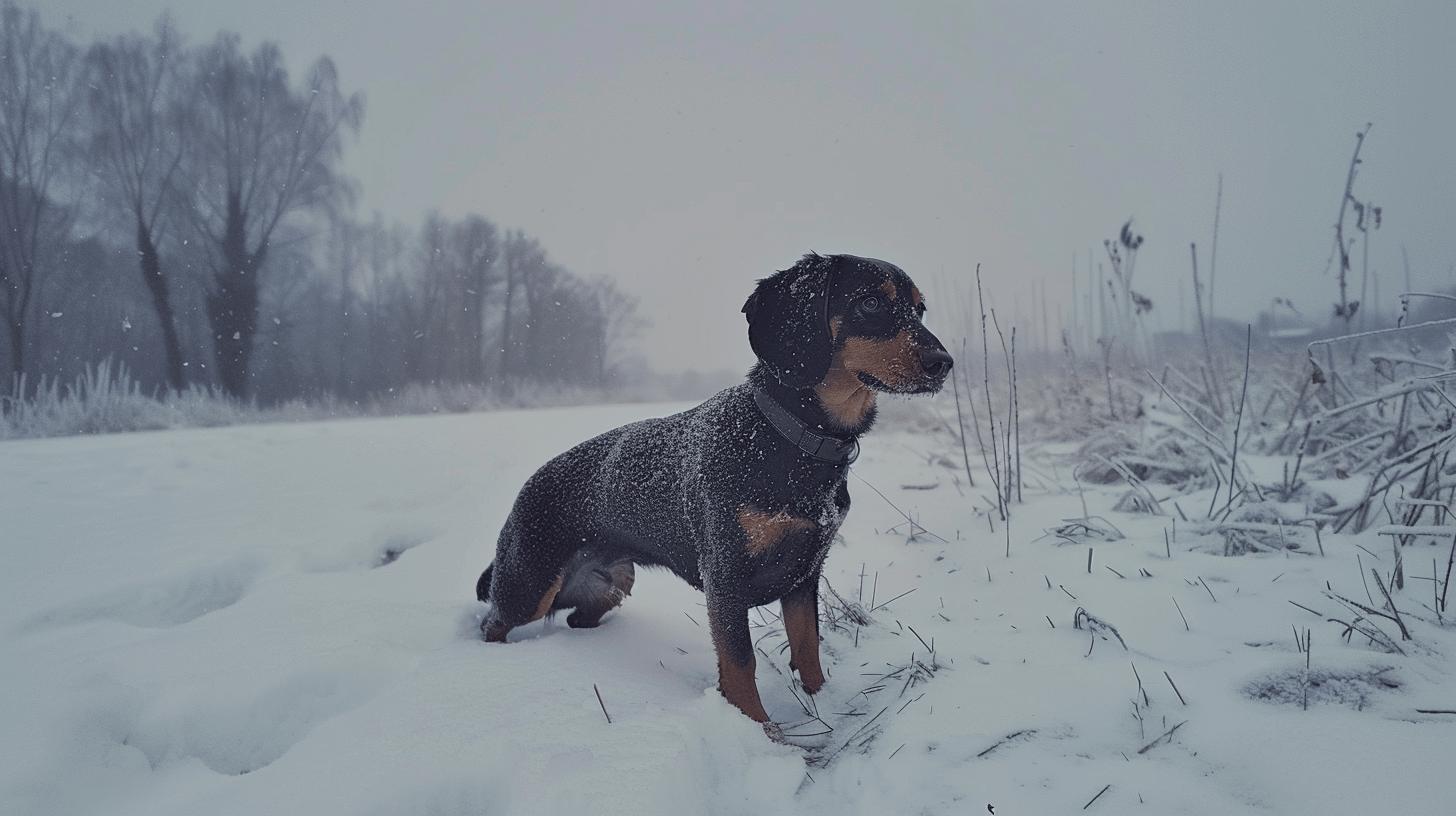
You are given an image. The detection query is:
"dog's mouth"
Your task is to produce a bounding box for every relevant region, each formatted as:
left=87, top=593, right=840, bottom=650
left=855, top=371, right=945, bottom=395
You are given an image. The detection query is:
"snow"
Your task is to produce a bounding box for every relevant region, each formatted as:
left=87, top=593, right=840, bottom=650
left=2, top=402, right=1453, bottom=815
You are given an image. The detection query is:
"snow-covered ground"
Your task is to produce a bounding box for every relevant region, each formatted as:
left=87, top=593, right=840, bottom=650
left=2, top=402, right=1452, bottom=815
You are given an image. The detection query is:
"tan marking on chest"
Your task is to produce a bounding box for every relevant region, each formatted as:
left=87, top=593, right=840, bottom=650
left=738, top=507, right=814, bottom=556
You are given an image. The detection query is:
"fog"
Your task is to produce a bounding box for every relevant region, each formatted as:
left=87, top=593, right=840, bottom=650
left=29, top=1, right=1456, bottom=376
left=9, top=6, right=1456, bottom=810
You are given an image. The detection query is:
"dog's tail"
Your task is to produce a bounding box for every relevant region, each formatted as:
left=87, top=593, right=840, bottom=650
left=475, top=563, right=494, bottom=603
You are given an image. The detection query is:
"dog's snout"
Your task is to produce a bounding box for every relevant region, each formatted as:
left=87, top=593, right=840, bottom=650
left=918, top=347, right=953, bottom=378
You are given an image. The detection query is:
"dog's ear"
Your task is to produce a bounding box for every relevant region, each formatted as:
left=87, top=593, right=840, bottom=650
left=743, top=254, right=834, bottom=388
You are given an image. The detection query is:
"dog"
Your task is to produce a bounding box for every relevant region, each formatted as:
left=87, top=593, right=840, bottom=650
left=475, top=253, right=952, bottom=723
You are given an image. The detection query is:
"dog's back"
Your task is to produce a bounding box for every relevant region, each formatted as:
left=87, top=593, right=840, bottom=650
left=476, top=389, right=741, bottom=636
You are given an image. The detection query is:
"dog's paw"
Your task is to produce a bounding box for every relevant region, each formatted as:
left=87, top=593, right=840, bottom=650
left=565, top=610, right=602, bottom=628
left=762, top=721, right=788, bottom=744
left=792, top=664, right=826, bottom=695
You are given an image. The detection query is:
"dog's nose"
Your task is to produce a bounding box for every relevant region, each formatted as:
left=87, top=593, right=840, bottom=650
left=919, top=348, right=953, bottom=378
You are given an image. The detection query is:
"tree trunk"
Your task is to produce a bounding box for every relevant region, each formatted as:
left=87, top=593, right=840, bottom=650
left=1, top=259, right=31, bottom=392
left=498, top=253, right=515, bottom=393
left=135, top=219, right=186, bottom=391
left=336, top=235, right=352, bottom=397
left=206, top=193, right=262, bottom=399
left=471, top=280, right=487, bottom=383
left=4, top=314, right=22, bottom=391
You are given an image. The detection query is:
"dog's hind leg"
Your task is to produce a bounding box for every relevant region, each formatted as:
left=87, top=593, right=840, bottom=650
left=554, top=550, right=635, bottom=628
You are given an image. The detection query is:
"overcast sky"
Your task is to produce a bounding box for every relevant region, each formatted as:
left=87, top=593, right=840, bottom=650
left=48, top=1, right=1456, bottom=372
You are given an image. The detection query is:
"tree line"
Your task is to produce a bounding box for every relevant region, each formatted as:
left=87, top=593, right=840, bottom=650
left=0, top=4, right=642, bottom=402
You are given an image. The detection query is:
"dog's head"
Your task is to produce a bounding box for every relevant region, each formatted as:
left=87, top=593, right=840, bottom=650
left=742, top=253, right=953, bottom=393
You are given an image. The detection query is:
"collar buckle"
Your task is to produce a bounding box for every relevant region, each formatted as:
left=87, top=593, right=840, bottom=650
left=752, top=387, right=859, bottom=467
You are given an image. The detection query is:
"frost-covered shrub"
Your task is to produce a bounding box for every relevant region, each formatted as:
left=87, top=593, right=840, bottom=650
left=0, top=360, right=676, bottom=441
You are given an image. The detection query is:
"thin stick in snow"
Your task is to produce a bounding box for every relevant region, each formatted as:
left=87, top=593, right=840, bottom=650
left=1131, top=662, right=1150, bottom=707
left=1302, top=628, right=1312, bottom=711
left=1137, top=720, right=1188, bottom=755
left=1163, top=671, right=1187, bottom=705
left=976, top=267, right=1007, bottom=523
left=593, top=684, right=612, bottom=723
left=949, top=358, right=977, bottom=488
left=1370, top=568, right=1412, bottom=640
left=1073, top=607, right=1128, bottom=651
left=1222, top=326, right=1254, bottom=518
left=1198, top=577, right=1217, bottom=603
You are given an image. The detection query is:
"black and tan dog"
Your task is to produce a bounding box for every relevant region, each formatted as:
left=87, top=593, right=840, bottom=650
left=475, top=253, right=952, bottom=723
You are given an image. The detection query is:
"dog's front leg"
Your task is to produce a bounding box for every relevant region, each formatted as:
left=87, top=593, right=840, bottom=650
left=706, top=591, right=769, bottom=723
left=781, top=576, right=825, bottom=694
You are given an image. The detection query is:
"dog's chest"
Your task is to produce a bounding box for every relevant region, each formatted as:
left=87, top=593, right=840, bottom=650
left=743, top=481, right=848, bottom=599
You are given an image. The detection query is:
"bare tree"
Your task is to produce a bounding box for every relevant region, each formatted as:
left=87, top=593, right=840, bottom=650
left=84, top=17, right=190, bottom=390
left=497, top=231, right=545, bottom=392
left=325, top=210, right=363, bottom=395
left=402, top=211, right=451, bottom=383
left=0, top=13, right=638, bottom=406
left=177, top=34, right=363, bottom=397
left=449, top=215, right=499, bottom=382
left=520, top=256, right=563, bottom=377
left=0, top=2, right=84, bottom=386
left=586, top=276, right=645, bottom=385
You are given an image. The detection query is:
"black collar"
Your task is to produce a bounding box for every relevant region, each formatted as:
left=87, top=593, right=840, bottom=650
left=752, top=387, right=860, bottom=465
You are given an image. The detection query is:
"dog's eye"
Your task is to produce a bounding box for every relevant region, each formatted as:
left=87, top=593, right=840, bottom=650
left=859, top=295, right=882, bottom=314
left=916, top=304, right=927, bottom=318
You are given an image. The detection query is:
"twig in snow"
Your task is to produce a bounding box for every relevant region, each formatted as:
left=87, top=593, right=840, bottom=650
left=593, top=684, right=612, bottom=723
left=1222, top=326, right=1255, bottom=518
left=1083, top=784, right=1112, bottom=810
left=1163, top=671, right=1187, bottom=705
left=976, top=728, right=1037, bottom=758
left=1198, top=577, right=1217, bottom=603
left=869, top=587, right=917, bottom=613
left=1131, top=662, right=1149, bottom=707
left=1302, top=628, right=1312, bottom=711
left=907, top=624, right=932, bottom=654
left=1369, top=567, right=1412, bottom=640
left=949, top=361, right=976, bottom=488
left=1173, top=597, right=1190, bottom=631
left=1322, top=591, right=1406, bottom=654
left=1073, top=607, right=1128, bottom=652
left=1137, top=720, right=1188, bottom=754
left=851, top=470, right=950, bottom=543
